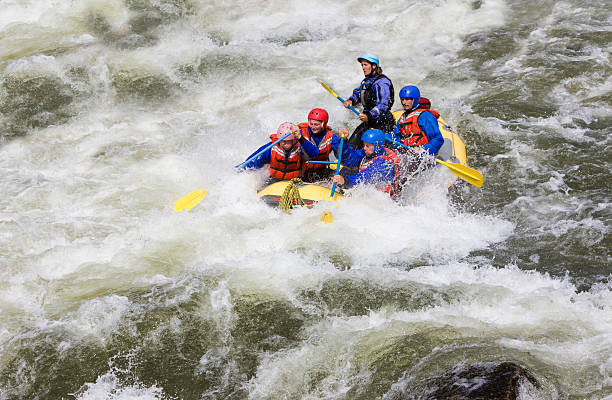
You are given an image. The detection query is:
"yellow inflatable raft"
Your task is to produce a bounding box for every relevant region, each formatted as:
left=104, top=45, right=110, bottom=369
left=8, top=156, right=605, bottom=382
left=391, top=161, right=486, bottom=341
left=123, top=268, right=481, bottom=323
left=257, top=180, right=343, bottom=207
left=257, top=112, right=470, bottom=207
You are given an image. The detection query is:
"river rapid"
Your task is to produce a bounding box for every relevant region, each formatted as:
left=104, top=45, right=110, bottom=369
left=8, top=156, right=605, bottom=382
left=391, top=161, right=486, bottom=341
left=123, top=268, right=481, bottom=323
left=0, top=0, right=610, bottom=399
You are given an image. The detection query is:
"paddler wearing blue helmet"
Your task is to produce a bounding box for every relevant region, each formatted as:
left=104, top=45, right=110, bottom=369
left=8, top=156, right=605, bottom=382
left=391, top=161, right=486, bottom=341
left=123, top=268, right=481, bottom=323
left=331, top=128, right=400, bottom=196
left=390, top=85, right=444, bottom=156
left=343, top=53, right=395, bottom=149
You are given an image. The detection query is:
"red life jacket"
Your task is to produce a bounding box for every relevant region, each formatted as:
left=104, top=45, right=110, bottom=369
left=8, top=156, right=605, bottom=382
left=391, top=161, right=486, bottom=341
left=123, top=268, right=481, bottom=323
left=358, top=147, right=401, bottom=195
left=268, top=139, right=302, bottom=180
left=397, top=101, right=440, bottom=147
left=298, top=122, right=334, bottom=171
left=418, top=97, right=432, bottom=110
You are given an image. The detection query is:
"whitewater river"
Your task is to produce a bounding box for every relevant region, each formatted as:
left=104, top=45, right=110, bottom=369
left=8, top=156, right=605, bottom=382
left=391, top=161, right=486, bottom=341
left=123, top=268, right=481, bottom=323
left=1, top=0, right=610, bottom=398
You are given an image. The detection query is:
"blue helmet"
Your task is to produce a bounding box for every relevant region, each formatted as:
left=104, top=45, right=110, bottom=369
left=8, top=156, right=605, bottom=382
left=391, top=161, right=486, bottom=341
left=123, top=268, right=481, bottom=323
left=357, top=52, right=380, bottom=67
left=361, top=128, right=387, bottom=154
left=399, top=85, right=420, bottom=109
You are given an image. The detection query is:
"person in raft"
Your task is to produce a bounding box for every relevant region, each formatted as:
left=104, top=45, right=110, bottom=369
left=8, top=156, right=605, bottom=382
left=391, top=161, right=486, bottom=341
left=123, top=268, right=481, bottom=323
left=330, top=128, right=400, bottom=197
left=391, top=85, right=444, bottom=155
left=297, top=108, right=352, bottom=183
left=239, top=122, right=320, bottom=184
left=389, top=85, right=445, bottom=175
left=343, top=52, right=395, bottom=149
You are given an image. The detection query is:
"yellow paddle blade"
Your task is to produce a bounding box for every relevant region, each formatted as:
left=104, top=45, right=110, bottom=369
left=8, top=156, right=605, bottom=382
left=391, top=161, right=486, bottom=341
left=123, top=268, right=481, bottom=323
left=320, top=81, right=339, bottom=98
left=174, top=188, right=207, bottom=212
left=321, top=210, right=333, bottom=224
left=436, top=159, right=483, bottom=187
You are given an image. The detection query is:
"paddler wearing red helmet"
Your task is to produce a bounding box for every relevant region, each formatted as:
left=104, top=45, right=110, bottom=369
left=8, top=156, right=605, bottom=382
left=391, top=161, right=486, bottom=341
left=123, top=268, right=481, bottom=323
left=296, top=108, right=353, bottom=182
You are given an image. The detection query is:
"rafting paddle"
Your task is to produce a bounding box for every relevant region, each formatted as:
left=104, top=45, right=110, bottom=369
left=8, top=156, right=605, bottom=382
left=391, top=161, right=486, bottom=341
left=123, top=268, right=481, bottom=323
left=174, top=188, right=207, bottom=212
left=320, top=134, right=345, bottom=224
left=173, top=132, right=293, bottom=212
left=320, top=81, right=360, bottom=116
left=330, top=135, right=344, bottom=197
left=235, top=132, right=292, bottom=170
left=385, top=135, right=483, bottom=187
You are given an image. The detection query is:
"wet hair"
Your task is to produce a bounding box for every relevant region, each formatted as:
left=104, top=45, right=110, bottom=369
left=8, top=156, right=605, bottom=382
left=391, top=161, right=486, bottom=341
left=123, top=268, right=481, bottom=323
left=368, top=64, right=382, bottom=75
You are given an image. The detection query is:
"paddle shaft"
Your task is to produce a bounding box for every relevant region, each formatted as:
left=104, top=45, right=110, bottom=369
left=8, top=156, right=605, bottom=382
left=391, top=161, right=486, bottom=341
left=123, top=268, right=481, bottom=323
left=386, top=136, right=483, bottom=187
left=320, top=81, right=360, bottom=116
left=330, top=135, right=344, bottom=197
left=235, top=132, right=292, bottom=169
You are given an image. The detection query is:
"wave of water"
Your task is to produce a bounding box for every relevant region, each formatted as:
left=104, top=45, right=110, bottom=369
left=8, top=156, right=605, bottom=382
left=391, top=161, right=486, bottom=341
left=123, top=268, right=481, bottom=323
left=1, top=0, right=610, bottom=398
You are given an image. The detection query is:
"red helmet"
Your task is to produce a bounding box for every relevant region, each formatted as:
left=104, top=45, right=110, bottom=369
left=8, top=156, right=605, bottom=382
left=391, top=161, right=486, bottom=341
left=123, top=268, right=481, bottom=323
left=307, top=108, right=329, bottom=128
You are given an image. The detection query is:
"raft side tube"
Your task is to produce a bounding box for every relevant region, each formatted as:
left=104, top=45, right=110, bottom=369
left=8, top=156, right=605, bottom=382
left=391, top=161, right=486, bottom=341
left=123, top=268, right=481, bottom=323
left=257, top=181, right=343, bottom=207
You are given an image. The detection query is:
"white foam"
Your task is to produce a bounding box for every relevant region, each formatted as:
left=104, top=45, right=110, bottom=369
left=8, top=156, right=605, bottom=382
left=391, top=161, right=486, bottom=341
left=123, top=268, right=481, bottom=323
left=75, top=371, right=166, bottom=400
left=67, top=295, right=131, bottom=339
left=0, top=0, right=609, bottom=397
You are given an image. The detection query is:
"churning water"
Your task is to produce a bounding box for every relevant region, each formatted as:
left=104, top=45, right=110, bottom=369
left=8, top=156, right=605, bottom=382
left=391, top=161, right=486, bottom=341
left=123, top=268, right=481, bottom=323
left=0, top=0, right=610, bottom=398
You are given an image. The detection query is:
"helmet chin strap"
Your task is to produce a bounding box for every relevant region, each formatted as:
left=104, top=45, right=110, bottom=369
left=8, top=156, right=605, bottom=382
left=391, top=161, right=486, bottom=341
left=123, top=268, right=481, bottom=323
left=364, top=143, right=382, bottom=157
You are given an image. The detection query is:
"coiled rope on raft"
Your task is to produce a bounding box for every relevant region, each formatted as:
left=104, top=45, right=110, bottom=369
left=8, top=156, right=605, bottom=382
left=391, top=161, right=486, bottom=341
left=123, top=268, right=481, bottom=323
left=278, top=178, right=305, bottom=212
